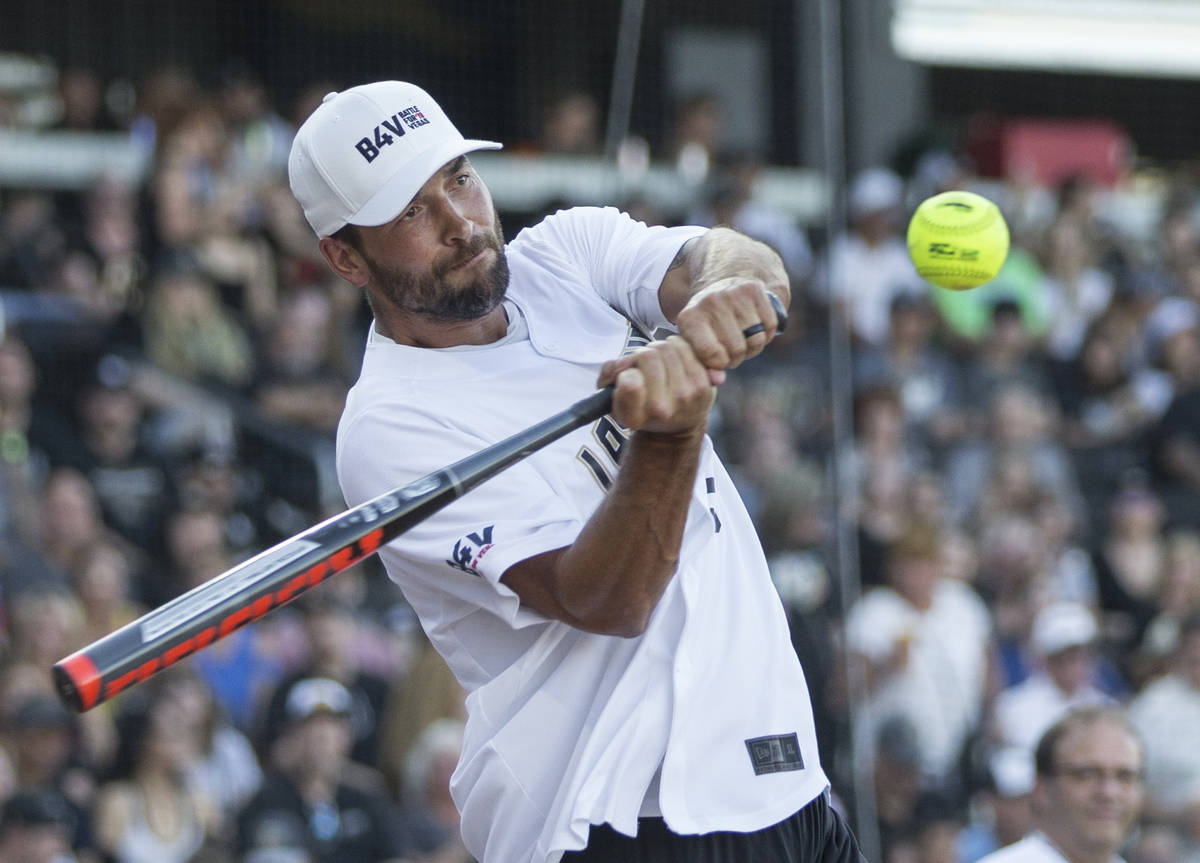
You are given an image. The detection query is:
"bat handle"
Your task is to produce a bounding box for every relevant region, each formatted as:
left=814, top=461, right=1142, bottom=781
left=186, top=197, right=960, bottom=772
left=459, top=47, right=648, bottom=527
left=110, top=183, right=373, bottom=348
left=584, top=296, right=787, bottom=420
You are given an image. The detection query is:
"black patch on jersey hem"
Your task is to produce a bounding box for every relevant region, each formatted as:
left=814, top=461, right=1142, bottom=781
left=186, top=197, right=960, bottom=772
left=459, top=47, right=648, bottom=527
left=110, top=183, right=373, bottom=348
left=745, top=733, right=804, bottom=775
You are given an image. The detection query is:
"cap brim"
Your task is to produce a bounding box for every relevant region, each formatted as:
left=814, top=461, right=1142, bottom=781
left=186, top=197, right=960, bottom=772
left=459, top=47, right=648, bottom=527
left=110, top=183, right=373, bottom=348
left=348, top=138, right=502, bottom=230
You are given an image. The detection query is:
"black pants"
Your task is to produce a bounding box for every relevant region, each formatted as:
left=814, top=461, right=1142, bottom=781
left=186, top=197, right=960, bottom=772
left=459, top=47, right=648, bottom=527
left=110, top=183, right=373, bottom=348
left=562, top=792, right=868, bottom=862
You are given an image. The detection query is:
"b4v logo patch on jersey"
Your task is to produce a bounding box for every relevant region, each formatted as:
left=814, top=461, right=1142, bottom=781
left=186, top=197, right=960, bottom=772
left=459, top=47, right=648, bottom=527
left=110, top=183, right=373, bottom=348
left=355, top=105, right=431, bottom=163
left=446, top=526, right=495, bottom=576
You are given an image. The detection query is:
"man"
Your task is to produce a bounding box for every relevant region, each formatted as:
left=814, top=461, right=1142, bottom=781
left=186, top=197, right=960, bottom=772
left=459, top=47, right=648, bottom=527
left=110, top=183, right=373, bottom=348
left=977, top=706, right=1144, bottom=863
left=288, top=80, right=855, bottom=862
left=992, top=602, right=1112, bottom=758
left=0, top=789, right=80, bottom=863
left=236, top=677, right=410, bottom=862
left=257, top=593, right=392, bottom=768
left=844, top=523, right=991, bottom=788
left=959, top=747, right=1036, bottom=862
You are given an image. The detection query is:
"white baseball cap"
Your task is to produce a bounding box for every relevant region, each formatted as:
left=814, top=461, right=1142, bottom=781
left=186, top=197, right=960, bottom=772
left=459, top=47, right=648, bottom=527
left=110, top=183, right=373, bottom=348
left=284, top=677, right=352, bottom=722
left=288, top=80, right=502, bottom=237
left=1031, top=602, right=1098, bottom=657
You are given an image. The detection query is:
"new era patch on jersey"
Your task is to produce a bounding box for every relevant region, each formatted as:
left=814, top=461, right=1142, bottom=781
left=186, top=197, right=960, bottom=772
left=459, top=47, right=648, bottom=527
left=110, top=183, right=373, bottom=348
left=745, top=733, right=804, bottom=775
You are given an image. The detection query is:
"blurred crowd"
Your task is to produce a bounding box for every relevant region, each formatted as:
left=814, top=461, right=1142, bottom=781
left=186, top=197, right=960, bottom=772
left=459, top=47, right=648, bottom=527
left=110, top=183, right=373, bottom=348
left=1, top=60, right=1200, bottom=863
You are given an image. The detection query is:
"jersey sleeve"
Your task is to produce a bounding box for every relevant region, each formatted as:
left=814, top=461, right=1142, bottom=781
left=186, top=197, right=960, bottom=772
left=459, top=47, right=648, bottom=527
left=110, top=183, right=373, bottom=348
left=522, top=206, right=707, bottom=335
left=337, top=405, right=586, bottom=630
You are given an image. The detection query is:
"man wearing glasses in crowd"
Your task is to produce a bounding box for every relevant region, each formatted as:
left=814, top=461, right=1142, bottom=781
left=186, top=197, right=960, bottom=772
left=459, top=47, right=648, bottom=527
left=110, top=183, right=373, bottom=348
left=978, top=706, right=1143, bottom=863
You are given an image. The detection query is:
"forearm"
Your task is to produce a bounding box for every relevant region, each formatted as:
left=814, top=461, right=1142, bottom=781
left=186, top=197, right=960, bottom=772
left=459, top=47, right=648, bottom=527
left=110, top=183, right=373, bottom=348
left=660, top=226, right=790, bottom=323
left=502, top=428, right=704, bottom=637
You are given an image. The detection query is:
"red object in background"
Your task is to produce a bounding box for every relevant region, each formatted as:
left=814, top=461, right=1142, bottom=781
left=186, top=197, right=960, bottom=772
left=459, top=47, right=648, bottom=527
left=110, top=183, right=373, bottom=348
left=965, top=114, right=1132, bottom=186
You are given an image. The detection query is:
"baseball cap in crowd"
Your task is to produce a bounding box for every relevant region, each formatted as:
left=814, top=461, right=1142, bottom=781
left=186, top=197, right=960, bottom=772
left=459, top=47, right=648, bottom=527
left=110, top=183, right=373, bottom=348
left=848, top=167, right=903, bottom=219
left=1031, top=602, right=1098, bottom=657
left=288, top=80, right=502, bottom=237
left=988, top=745, right=1036, bottom=798
left=284, top=677, right=352, bottom=723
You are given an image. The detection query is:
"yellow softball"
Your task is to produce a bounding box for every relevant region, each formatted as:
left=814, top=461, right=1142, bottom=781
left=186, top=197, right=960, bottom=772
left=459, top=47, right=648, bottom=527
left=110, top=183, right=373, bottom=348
left=906, top=190, right=1010, bottom=291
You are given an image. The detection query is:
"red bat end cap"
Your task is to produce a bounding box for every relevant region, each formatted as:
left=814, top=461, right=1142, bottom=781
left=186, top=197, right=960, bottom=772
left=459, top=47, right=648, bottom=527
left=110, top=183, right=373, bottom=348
left=53, top=653, right=100, bottom=713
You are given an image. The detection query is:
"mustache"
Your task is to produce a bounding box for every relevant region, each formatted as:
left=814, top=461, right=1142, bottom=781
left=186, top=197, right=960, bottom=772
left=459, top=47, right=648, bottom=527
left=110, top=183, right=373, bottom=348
left=436, top=233, right=501, bottom=277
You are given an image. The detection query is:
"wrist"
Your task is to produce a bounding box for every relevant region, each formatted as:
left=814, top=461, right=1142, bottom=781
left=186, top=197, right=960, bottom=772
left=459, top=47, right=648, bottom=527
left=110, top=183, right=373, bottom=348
left=632, top=426, right=707, bottom=446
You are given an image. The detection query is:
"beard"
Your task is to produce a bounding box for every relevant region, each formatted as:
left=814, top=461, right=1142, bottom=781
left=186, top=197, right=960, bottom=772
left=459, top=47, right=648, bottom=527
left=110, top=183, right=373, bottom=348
left=365, top=216, right=510, bottom=321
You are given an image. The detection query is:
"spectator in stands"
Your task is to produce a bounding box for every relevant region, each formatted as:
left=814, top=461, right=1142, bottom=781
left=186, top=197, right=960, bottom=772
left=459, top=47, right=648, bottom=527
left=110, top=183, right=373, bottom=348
left=1134, top=529, right=1200, bottom=682
left=0, top=191, right=65, bottom=291
left=153, top=668, right=263, bottom=832
left=52, top=67, right=116, bottom=133
left=845, top=386, right=931, bottom=586
left=958, top=746, right=1036, bottom=862
left=1127, top=613, right=1200, bottom=845
left=907, top=791, right=963, bottom=863
left=31, top=468, right=131, bottom=589
left=217, top=59, right=294, bottom=186
left=977, top=706, right=1143, bottom=863
left=1055, top=318, right=1170, bottom=522
left=844, top=523, right=991, bottom=790
left=253, top=283, right=350, bottom=433
left=57, top=175, right=147, bottom=354
left=67, top=537, right=142, bottom=648
left=820, top=167, right=926, bottom=347
left=845, top=385, right=930, bottom=503
left=943, top=383, right=1082, bottom=530
left=1146, top=297, right=1200, bottom=528
left=377, top=631, right=468, bottom=807
left=854, top=291, right=968, bottom=453
left=0, top=788, right=84, bottom=863
left=4, top=590, right=84, bottom=690
left=537, top=90, right=601, bottom=156
left=150, top=99, right=279, bottom=329
left=166, top=441, right=262, bottom=560
left=687, top=149, right=814, bottom=286
left=1091, top=483, right=1169, bottom=675
left=161, top=507, right=284, bottom=730
left=991, top=602, right=1113, bottom=758
left=4, top=694, right=97, bottom=860
left=93, top=690, right=220, bottom=863
left=400, top=718, right=473, bottom=863
left=57, top=362, right=171, bottom=552
left=1038, top=215, right=1115, bottom=365
left=664, top=91, right=723, bottom=182
left=960, top=298, right=1056, bottom=412
left=141, top=266, right=256, bottom=391
left=1032, top=492, right=1099, bottom=608
left=257, top=592, right=392, bottom=770
left=0, top=334, right=70, bottom=543
left=1143, top=295, right=1200, bottom=418
left=975, top=514, right=1051, bottom=686
left=236, top=677, right=411, bottom=863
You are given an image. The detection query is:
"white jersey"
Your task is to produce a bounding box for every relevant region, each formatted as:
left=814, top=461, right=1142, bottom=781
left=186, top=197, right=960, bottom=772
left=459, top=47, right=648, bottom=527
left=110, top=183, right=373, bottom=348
left=977, top=832, right=1126, bottom=863
left=337, top=207, right=827, bottom=863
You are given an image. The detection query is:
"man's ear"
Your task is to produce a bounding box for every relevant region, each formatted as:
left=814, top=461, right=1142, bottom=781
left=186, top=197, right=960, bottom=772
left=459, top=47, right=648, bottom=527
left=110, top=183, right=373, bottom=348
left=319, top=237, right=370, bottom=288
